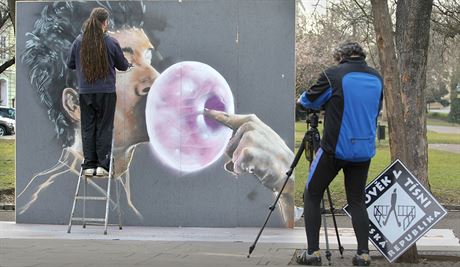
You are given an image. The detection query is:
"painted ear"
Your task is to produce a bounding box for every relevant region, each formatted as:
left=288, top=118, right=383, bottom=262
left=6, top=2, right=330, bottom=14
left=62, top=88, right=80, bottom=122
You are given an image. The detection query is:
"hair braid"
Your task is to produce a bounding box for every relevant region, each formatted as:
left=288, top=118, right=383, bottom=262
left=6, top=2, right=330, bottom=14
left=80, top=7, right=110, bottom=82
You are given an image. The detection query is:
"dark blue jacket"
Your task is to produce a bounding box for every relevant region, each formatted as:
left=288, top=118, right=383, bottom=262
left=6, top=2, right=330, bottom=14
left=66, top=34, right=129, bottom=94
left=298, top=56, right=383, bottom=162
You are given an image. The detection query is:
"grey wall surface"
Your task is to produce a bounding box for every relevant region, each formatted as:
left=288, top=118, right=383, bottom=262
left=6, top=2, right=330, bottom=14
left=16, top=0, right=295, bottom=227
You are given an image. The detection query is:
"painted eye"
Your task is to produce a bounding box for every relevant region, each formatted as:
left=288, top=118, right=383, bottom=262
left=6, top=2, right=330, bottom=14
left=144, top=49, right=152, bottom=64
left=145, top=61, right=235, bottom=173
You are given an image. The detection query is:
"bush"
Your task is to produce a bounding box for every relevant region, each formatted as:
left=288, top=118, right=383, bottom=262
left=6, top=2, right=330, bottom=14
left=428, top=111, right=449, bottom=121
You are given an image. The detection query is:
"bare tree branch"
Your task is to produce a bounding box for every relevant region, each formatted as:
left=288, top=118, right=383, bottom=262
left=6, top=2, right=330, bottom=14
left=352, top=0, right=372, bottom=21
left=311, top=0, right=321, bottom=16
left=0, top=57, right=14, bottom=73
left=7, top=0, right=15, bottom=32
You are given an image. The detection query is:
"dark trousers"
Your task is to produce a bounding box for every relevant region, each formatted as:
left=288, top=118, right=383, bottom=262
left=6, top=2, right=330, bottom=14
left=303, top=148, right=370, bottom=254
left=79, top=93, right=117, bottom=171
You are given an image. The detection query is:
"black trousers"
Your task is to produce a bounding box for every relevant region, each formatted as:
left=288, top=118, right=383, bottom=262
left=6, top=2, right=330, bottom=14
left=303, top=148, right=370, bottom=254
left=79, top=92, right=117, bottom=171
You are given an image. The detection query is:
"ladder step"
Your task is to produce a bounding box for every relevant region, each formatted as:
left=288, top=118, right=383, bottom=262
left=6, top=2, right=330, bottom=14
left=72, top=217, right=105, bottom=222
left=75, top=196, right=107, bottom=201
left=85, top=175, right=111, bottom=179
left=80, top=223, right=120, bottom=226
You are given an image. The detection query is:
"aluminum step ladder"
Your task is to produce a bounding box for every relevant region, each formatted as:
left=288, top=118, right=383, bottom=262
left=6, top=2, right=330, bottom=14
left=67, top=157, right=122, bottom=235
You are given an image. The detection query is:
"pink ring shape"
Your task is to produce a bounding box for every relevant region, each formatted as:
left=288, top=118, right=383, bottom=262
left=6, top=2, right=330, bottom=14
left=146, top=61, right=234, bottom=172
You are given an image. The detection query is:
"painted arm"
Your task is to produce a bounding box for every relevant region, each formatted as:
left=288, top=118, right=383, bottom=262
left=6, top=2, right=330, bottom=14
left=204, top=108, right=295, bottom=226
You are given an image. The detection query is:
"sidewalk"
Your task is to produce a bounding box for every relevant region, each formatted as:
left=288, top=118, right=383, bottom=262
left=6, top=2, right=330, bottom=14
left=1, top=238, right=459, bottom=267
left=429, top=144, right=460, bottom=154
left=427, top=125, right=460, bottom=134
left=1, top=211, right=459, bottom=266
left=427, top=124, right=460, bottom=154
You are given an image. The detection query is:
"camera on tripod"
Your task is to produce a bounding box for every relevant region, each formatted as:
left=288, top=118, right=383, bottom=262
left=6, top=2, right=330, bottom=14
left=305, top=108, right=320, bottom=128
left=296, top=102, right=322, bottom=161
left=295, top=102, right=322, bottom=126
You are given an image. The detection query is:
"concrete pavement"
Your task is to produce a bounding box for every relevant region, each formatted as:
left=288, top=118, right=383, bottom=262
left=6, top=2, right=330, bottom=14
left=427, top=125, right=460, bottom=134
left=0, top=211, right=459, bottom=266
left=427, top=124, right=460, bottom=154
left=429, top=144, right=460, bottom=154
left=1, top=239, right=459, bottom=267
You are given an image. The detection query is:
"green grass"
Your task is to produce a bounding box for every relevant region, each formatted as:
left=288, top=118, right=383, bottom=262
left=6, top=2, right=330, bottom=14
left=428, top=149, right=460, bottom=205
left=294, top=122, right=460, bottom=207
left=0, top=139, right=15, bottom=191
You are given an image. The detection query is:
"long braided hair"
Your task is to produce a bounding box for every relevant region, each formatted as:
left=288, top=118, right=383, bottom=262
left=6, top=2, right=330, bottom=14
left=80, top=7, right=110, bottom=82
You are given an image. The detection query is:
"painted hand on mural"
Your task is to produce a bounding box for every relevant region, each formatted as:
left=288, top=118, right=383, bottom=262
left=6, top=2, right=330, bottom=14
left=204, top=108, right=295, bottom=226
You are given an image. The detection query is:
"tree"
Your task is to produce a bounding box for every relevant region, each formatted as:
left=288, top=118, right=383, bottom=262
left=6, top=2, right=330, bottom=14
left=0, top=0, right=15, bottom=75
left=296, top=0, right=389, bottom=120
left=430, top=0, right=460, bottom=123
left=449, top=64, right=460, bottom=123
left=426, top=82, right=449, bottom=107
left=295, top=0, right=381, bottom=101
left=370, top=0, right=433, bottom=263
left=429, top=0, right=460, bottom=116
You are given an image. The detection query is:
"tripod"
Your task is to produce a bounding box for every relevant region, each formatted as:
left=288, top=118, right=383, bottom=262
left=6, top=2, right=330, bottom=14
left=247, top=110, right=344, bottom=264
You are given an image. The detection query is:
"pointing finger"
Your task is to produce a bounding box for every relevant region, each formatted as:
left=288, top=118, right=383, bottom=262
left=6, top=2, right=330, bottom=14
left=204, top=108, right=260, bottom=130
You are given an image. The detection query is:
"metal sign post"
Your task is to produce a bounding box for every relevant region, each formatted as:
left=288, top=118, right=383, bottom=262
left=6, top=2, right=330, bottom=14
left=344, top=159, right=447, bottom=263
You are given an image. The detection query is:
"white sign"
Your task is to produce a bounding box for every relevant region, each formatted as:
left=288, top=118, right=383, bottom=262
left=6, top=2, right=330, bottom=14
left=344, top=159, right=447, bottom=263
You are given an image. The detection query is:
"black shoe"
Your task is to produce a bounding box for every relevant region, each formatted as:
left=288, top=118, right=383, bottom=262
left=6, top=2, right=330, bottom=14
left=296, top=250, right=322, bottom=265
left=352, top=253, right=371, bottom=266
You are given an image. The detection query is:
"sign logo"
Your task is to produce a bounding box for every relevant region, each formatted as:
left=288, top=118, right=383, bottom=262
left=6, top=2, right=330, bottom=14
left=344, top=159, right=447, bottom=263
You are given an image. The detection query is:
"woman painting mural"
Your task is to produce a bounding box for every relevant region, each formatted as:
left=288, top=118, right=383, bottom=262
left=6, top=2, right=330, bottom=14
left=66, top=7, right=130, bottom=176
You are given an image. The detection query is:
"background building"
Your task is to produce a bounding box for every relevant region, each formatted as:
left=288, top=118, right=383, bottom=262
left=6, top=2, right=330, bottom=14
left=0, top=0, right=15, bottom=108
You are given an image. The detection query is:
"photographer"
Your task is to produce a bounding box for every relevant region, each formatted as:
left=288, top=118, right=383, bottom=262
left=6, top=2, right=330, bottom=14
left=296, top=42, right=383, bottom=266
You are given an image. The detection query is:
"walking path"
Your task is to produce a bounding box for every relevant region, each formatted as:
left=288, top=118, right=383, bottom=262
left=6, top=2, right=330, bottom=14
left=429, top=144, right=460, bottom=154
left=0, top=221, right=458, bottom=251
left=1, top=212, right=459, bottom=266
left=428, top=125, right=460, bottom=134
left=0, top=221, right=459, bottom=267
left=427, top=125, right=459, bottom=153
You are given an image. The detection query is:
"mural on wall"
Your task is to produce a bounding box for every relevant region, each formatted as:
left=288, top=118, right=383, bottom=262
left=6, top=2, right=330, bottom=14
left=18, top=1, right=165, bottom=218
left=16, top=0, right=295, bottom=227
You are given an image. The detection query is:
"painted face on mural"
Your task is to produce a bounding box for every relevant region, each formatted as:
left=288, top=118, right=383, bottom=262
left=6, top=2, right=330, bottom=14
left=110, top=28, right=160, bottom=149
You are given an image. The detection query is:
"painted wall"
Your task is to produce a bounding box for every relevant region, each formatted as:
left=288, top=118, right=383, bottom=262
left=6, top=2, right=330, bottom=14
left=16, top=0, right=295, bottom=227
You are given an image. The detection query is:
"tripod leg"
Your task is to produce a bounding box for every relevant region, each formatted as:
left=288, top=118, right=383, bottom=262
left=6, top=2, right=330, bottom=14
left=247, top=132, right=308, bottom=258
left=326, top=187, right=344, bottom=258
left=321, top=198, right=331, bottom=265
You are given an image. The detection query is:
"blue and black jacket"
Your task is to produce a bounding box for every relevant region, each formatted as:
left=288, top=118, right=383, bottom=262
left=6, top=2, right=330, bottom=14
left=298, top=56, right=383, bottom=162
